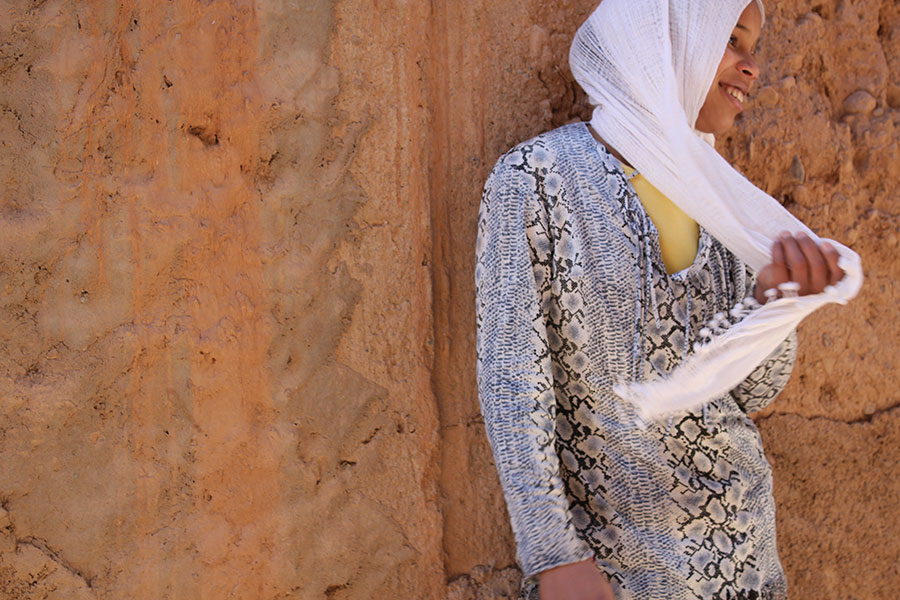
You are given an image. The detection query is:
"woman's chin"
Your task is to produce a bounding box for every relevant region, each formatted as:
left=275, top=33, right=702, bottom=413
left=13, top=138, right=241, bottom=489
left=696, top=114, right=737, bottom=136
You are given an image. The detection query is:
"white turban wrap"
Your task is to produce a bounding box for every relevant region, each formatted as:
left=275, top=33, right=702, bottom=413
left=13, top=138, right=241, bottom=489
left=569, top=0, right=863, bottom=418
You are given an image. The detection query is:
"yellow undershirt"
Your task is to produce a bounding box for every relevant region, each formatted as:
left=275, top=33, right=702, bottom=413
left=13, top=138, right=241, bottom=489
left=621, top=164, right=700, bottom=274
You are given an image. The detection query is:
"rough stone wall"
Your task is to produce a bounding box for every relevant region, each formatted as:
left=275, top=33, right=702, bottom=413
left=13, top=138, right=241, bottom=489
left=726, top=3, right=900, bottom=599
left=0, top=1, right=896, bottom=600
left=0, top=0, right=442, bottom=598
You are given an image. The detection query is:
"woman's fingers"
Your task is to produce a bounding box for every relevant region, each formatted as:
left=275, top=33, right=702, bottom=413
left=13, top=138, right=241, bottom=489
left=770, top=238, right=789, bottom=283
left=771, top=233, right=846, bottom=296
left=820, top=241, right=845, bottom=286
left=780, top=233, right=810, bottom=294
left=754, top=239, right=788, bottom=303
left=796, top=232, right=827, bottom=294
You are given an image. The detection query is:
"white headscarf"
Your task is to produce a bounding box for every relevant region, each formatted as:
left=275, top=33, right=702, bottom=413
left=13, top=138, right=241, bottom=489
left=569, top=0, right=863, bottom=418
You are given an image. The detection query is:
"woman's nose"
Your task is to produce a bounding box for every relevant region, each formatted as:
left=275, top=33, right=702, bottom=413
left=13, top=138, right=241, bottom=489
left=740, top=55, right=760, bottom=80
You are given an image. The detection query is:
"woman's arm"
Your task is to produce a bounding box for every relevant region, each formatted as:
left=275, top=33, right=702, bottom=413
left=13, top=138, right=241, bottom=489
left=730, top=232, right=842, bottom=413
left=728, top=330, right=796, bottom=414
left=476, top=156, right=595, bottom=582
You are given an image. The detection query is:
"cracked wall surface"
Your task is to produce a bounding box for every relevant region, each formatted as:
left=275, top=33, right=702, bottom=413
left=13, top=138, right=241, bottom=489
left=0, top=0, right=896, bottom=599
left=1, top=0, right=440, bottom=598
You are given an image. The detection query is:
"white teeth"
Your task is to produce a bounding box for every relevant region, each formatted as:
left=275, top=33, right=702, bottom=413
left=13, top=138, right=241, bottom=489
left=724, top=85, right=745, bottom=103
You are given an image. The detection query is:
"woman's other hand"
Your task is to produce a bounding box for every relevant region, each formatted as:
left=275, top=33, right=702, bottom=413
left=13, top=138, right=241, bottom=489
left=754, top=232, right=845, bottom=304
left=538, top=558, right=616, bottom=600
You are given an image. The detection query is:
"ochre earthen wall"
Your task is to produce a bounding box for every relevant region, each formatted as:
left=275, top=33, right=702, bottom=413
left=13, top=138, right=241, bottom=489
left=0, top=0, right=896, bottom=599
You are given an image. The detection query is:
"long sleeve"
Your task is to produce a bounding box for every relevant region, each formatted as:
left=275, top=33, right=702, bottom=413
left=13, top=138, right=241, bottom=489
left=728, top=265, right=798, bottom=414
left=475, top=158, right=594, bottom=579
left=470, top=123, right=791, bottom=599
left=728, top=331, right=796, bottom=413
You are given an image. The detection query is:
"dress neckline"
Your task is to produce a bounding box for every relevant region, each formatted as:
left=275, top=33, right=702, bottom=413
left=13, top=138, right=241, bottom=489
left=580, top=122, right=709, bottom=280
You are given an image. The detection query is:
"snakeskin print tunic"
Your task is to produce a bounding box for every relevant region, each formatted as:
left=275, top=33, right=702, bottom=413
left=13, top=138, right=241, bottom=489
left=475, top=123, right=796, bottom=600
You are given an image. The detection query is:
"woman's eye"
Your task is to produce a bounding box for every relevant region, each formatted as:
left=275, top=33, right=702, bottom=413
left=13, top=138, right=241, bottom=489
left=729, top=35, right=738, bottom=47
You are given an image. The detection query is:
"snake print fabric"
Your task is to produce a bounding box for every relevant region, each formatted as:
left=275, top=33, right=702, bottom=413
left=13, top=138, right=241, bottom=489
left=475, top=123, right=796, bottom=600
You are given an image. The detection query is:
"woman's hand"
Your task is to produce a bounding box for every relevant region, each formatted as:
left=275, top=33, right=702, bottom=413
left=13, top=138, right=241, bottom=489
left=538, top=558, right=616, bottom=600
left=754, top=232, right=844, bottom=304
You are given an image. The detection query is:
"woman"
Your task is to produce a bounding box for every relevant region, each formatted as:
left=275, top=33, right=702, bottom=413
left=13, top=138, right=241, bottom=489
left=475, top=1, right=857, bottom=599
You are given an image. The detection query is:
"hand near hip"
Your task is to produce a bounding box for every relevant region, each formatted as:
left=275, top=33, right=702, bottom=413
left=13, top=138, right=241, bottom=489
left=538, top=558, right=616, bottom=600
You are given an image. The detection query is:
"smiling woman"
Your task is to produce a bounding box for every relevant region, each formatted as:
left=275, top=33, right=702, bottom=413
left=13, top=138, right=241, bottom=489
left=696, top=3, right=762, bottom=135
left=475, top=1, right=862, bottom=599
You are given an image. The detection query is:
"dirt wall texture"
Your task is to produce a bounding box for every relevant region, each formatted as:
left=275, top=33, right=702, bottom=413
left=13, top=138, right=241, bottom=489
left=0, top=0, right=896, bottom=599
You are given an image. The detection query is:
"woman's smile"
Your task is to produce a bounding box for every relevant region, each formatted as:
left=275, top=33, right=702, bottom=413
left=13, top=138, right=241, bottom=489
left=695, top=2, right=762, bottom=134
left=720, top=82, right=747, bottom=110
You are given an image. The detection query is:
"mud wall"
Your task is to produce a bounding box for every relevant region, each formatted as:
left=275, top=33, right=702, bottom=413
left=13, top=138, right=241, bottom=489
left=0, top=0, right=896, bottom=599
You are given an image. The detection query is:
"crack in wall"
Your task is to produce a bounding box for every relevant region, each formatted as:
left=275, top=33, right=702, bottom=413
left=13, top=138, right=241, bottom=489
left=424, top=0, right=459, bottom=584
left=446, top=563, right=519, bottom=585
left=755, top=401, right=900, bottom=426
left=16, top=536, right=94, bottom=590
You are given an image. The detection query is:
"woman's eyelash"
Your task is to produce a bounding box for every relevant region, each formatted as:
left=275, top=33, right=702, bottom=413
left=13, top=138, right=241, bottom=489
left=729, top=34, right=757, bottom=55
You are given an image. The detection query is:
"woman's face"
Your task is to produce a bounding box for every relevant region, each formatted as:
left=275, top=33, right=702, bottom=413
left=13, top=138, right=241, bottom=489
left=695, top=2, right=763, bottom=135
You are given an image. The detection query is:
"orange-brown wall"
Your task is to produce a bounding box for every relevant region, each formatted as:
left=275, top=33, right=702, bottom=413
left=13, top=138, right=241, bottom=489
left=0, top=1, right=896, bottom=599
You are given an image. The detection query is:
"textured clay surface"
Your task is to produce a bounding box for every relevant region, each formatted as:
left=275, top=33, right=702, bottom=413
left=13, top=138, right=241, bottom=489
left=0, top=0, right=896, bottom=599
